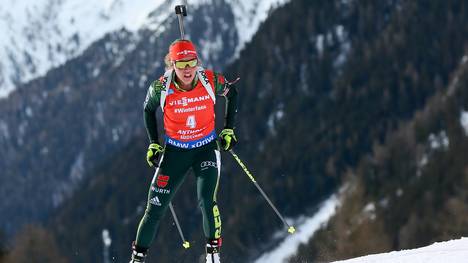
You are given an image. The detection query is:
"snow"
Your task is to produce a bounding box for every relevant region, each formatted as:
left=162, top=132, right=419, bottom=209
left=69, top=151, right=85, bottom=183
left=0, top=0, right=167, bottom=98
left=267, top=107, right=285, bottom=136
left=102, top=229, right=112, bottom=263
left=254, top=192, right=468, bottom=263
left=460, top=110, right=468, bottom=136
left=461, top=55, right=468, bottom=65
left=362, top=202, right=376, bottom=220
left=314, top=25, right=351, bottom=67
left=200, top=34, right=224, bottom=64
left=25, top=107, right=33, bottom=117
left=363, top=202, right=375, bottom=213
left=0, top=0, right=287, bottom=98
left=396, top=188, right=403, bottom=197
left=112, top=128, right=120, bottom=142
left=102, top=229, right=112, bottom=247
left=226, top=0, right=291, bottom=60
left=316, top=34, right=325, bottom=55
left=254, top=194, right=340, bottom=263
left=0, top=120, right=9, bottom=140
left=419, top=154, right=428, bottom=167
left=334, top=25, right=351, bottom=69
left=428, top=131, right=449, bottom=150
left=334, top=237, right=468, bottom=263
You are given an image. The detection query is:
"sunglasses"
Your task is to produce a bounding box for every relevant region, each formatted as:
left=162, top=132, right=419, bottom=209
left=174, top=59, right=198, bottom=69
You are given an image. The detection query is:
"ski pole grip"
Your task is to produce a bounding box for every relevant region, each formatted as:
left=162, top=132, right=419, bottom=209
left=175, top=5, right=187, bottom=16
left=175, top=5, right=187, bottom=39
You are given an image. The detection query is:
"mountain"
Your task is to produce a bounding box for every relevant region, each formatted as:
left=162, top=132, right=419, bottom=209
left=292, top=50, right=468, bottom=262
left=0, top=0, right=288, bottom=98
left=0, top=0, right=165, bottom=97
left=3, top=0, right=468, bottom=262
left=288, top=1, right=468, bottom=260
left=35, top=0, right=468, bottom=262
left=0, top=0, right=289, bottom=236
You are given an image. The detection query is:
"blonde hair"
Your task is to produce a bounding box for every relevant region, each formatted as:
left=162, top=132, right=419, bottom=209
left=164, top=39, right=201, bottom=70
left=164, top=53, right=172, bottom=70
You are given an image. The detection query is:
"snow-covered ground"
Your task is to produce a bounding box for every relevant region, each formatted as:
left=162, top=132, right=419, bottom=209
left=335, top=238, right=468, bottom=263
left=254, top=191, right=468, bottom=263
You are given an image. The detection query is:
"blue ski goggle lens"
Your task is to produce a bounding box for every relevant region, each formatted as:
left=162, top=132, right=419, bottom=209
left=174, top=59, right=198, bottom=69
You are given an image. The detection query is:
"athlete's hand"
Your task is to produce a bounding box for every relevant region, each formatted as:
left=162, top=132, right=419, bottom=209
left=219, top=128, right=237, bottom=151
left=146, top=143, right=164, bottom=167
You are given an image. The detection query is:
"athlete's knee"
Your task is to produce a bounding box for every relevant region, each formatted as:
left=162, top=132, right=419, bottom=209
left=198, top=196, right=206, bottom=209
left=198, top=195, right=215, bottom=213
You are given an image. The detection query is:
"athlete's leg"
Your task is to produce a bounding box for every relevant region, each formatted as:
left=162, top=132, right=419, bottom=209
left=193, top=148, right=222, bottom=240
left=134, top=148, right=192, bottom=248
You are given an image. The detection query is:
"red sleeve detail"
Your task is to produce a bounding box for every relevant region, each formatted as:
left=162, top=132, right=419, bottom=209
left=217, top=73, right=225, bottom=85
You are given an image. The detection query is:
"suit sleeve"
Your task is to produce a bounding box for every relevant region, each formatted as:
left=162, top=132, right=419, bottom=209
left=215, top=73, right=238, bottom=129
left=143, top=80, right=163, bottom=144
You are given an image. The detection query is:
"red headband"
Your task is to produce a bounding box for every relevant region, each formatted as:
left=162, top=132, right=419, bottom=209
left=169, top=41, right=198, bottom=61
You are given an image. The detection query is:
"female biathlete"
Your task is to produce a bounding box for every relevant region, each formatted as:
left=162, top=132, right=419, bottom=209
left=129, top=39, right=238, bottom=263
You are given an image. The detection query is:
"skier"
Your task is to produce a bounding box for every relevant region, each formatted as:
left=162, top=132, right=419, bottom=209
left=130, top=39, right=238, bottom=263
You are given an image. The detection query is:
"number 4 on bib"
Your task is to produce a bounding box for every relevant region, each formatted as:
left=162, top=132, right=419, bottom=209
left=186, top=115, right=196, bottom=128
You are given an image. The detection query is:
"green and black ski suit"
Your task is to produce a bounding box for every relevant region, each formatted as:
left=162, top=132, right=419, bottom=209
left=134, top=68, right=238, bottom=249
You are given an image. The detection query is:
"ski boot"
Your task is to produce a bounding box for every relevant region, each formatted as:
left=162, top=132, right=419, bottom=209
left=129, top=241, right=148, bottom=263
left=205, top=238, right=222, bottom=263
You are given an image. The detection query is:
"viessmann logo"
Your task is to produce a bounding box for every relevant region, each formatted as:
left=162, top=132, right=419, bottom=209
left=168, top=95, right=211, bottom=106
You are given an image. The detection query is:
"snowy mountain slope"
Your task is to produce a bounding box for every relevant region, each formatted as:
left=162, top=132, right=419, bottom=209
left=335, top=238, right=468, bottom=263
left=255, top=194, right=340, bottom=263
left=253, top=194, right=468, bottom=263
left=225, top=0, right=290, bottom=59
left=0, top=0, right=165, bottom=97
left=0, top=0, right=289, bottom=98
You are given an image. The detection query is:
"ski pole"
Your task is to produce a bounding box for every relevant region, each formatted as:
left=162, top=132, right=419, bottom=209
left=229, top=150, right=296, bottom=234
left=169, top=202, right=191, bottom=249
left=175, top=3, right=188, bottom=39
left=161, top=1, right=189, bottom=249
left=154, top=166, right=190, bottom=249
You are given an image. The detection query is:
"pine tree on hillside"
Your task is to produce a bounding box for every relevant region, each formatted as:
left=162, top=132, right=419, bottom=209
left=5, top=225, right=68, bottom=263
left=0, top=229, right=7, bottom=263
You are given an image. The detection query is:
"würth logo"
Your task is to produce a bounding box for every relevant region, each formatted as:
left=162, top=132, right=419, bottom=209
left=156, top=174, right=170, bottom=188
